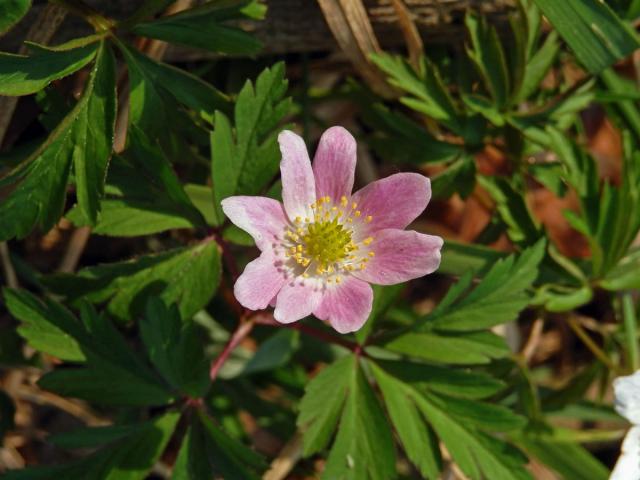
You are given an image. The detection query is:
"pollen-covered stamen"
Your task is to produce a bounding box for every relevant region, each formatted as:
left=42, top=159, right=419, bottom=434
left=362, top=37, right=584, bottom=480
left=280, top=196, right=375, bottom=283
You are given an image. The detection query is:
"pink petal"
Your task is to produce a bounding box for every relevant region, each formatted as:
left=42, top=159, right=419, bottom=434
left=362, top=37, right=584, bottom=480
left=278, top=130, right=316, bottom=220
left=221, top=196, right=287, bottom=251
left=312, top=126, right=357, bottom=201
left=354, top=229, right=443, bottom=285
left=351, top=173, right=431, bottom=234
left=314, top=276, right=373, bottom=334
left=234, top=254, right=287, bottom=311
left=274, top=281, right=322, bottom=324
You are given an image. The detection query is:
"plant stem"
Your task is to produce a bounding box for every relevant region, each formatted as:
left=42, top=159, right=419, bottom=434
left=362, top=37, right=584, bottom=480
left=622, top=293, right=639, bottom=371
left=209, top=318, right=255, bottom=381
left=567, top=315, right=618, bottom=372
left=255, top=313, right=362, bottom=353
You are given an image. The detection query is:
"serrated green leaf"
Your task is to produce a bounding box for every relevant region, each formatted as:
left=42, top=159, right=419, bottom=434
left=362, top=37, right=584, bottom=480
left=211, top=62, right=291, bottom=223
left=478, top=175, right=541, bottom=246
left=44, top=241, right=221, bottom=322
left=465, top=12, right=510, bottom=108
left=385, top=330, right=511, bottom=365
left=133, top=0, right=263, bottom=55
left=371, top=363, right=441, bottom=479
left=140, top=298, right=209, bottom=397
left=416, top=394, right=531, bottom=480
left=4, top=288, right=85, bottom=361
left=171, top=422, right=211, bottom=480
left=198, top=410, right=266, bottom=479
left=373, top=359, right=505, bottom=399
left=298, top=354, right=352, bottom=455
left=0, top=0, right=31, bottom=35
left=516, top=432, right=609, bottom=480
left=424, top=240, right=545, bottom=331
left=322, top=356, right=396, bottom=480
left=117, top=42, right=228, bottom=127
left=72, top=42, right=117, bottom=224
left=370, top=53, right=461, bottom=133
left=532, top=0, right=639, bottom=74
left=35, top=302, right=173, bottom=406
left=241, top=329, right=299, bottom=376
left=0, top=41, right=115, bottom=239
left=66, top=132, right=206, bottom=236
left=364, top=103, right=462, bottom=165
left=49, top=423, right=141, bottom=449
left=516, top=30, right=559, bottom=102
left=0, top=42, right=97, bottom=96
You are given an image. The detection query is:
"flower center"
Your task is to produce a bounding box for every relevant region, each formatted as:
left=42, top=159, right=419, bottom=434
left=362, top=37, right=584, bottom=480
left=281, top=195, right=375, bottom=284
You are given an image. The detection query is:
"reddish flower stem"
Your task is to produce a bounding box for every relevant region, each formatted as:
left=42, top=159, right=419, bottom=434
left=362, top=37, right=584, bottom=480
left=209, top=318, right=255, bottom=381
left=255, top=312, right=362, bottom=353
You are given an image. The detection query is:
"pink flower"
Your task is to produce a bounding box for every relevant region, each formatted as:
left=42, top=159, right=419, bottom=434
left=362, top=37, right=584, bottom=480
left=221, top=127, right=443, bottom=334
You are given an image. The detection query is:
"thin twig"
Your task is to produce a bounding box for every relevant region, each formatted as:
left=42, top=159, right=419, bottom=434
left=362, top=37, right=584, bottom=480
left=209, top=318, right=256, bottom=381
left=56, top=225, right=91, bottom=273
left=263, top=431, right=304, bottom=480
left=0, top=242, right=19, bottom=288
left=521, top=318, right=544, bottom=363
left=567, top=315, right=618, bottom=372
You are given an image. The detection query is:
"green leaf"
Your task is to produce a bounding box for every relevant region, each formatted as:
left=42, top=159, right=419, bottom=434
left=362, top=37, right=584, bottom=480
left=133, top=0, right=264, bottom=55
left=171, top=422, right=212, bottom=480
left=371, top=363, right=441, bottom=479
left=478, top=175, right=542, bottom=246
left=197, top=410, right=266, bottom=479
left=117, top=42, right=228, bottom=127
left=417, top=394, right=532, bottom=480
left=322, top=355, right=396, bottom=480
left=0, top=42, right=97, bottom=96
left=516, top=31, right=560, bottom=102
left=241, top=329, right=300, bottom=376
left=370, top=53, right=461, bottom=133
left=140, top=298, right=209, bottom=397
left=363, top=103, right=462, bottom=165
left=4, top=288, right=85, bottom=361
left=36, top=302, right=174, bottom=406
left=3, top=412, right=179, bottom=480
left=517, top=432, right=609, bottom=480
left=372, top=359, right=506, bottom=399
left=384, top=330, right=510, bottom=365
left=462, top=93, right=505, bottom=125
left=355, top=284, right=404, bottom=343
left=439, top=239, right=507, bottom=276
left=465, top=12, right=511, bottom=108
left=532, top=0, right=639, bottom=73
left=298, top=354, right=352, bottom=455
left=430, top=154, right=477, bottom=199
left=0, top=41, right=114, bottom=239
left=50, top=423, right=141, bottom=449
left=71, top=42, right=117, bottom=224
left=211, top=62, right=291, bottom=223
left=424, top=240, right=545, bottom=331
left=45, top=240, right=222, bottom=322
left=66, top=133, right=207, bottom=236
left=0, top=0, right=31, bottom=35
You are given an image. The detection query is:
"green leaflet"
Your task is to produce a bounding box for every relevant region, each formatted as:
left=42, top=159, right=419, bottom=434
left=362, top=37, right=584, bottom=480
left=44, top=241, right=221, bottom=322
left=533, top=0, right=639, bottom=74
left=132, top=0, right=264, bottom=56
left=0, top=41, right=114, bottom=239
left=211, top=62, right=291, bottom=223
left=0, top=42, right=98, bottom=96
left=0, top=0, right=31, bottom=35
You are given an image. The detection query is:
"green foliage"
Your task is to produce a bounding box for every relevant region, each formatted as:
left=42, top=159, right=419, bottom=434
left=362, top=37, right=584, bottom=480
left=44, top=240, right=221, bottom=322
left=0, top=42, right=98, bottom=96
left=132, top=0, right=265, bottom=56
left=211, top=62, right=291, bottom=223
left=533, top=0, right=639, bottom=73
left=0, top=42, right=115, bottom=239
left=0, top=0, right=31, bottom=35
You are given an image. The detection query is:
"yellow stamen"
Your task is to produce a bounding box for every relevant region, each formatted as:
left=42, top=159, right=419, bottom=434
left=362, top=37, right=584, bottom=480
left=365, top=215, right=373, bottom=222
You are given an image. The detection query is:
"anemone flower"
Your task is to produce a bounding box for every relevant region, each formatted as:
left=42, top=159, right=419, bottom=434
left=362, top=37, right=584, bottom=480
left=221, top=126, right=443, bottom=333
left=611, top=370, right=640, bottom=479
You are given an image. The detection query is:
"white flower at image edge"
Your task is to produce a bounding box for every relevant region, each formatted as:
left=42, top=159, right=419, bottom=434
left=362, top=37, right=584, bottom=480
left=611, top=370, right=640, bottom=480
